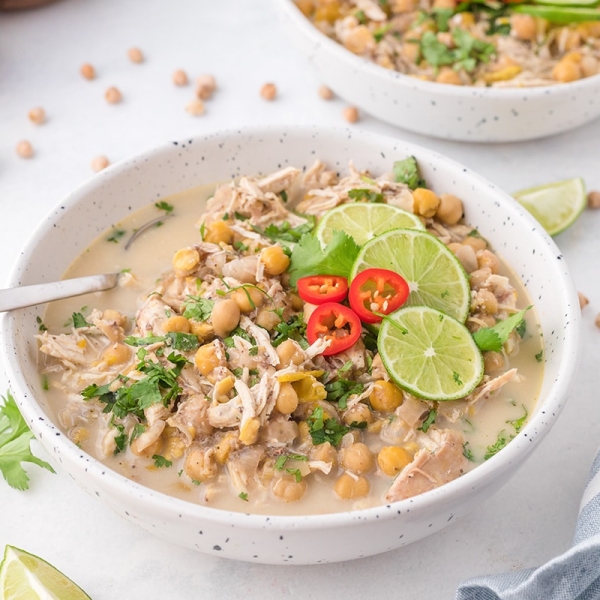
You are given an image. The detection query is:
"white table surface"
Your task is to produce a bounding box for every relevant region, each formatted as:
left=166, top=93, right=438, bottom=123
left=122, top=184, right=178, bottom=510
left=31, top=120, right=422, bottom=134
left=1, top=1, right=599, bottom=598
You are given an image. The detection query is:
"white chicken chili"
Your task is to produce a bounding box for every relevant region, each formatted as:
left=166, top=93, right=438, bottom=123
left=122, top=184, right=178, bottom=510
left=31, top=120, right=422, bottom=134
left=37, top=158, right=543, bottom=515
left=298, top=0, right=600, bottom=87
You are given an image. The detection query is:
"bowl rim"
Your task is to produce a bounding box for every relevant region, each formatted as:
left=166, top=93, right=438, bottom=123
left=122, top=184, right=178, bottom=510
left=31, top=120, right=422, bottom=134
left=2, top=124, right=581, bottom=531
left=278, top=0, right=600, bottom=98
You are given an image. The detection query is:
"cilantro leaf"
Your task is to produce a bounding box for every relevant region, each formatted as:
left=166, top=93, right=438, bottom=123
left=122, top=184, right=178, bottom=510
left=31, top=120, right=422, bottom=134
left=289, top=231, right=360, bottom=286
left=255, top=217, right=315, bottom=244
left=182, top=296, right=214, bottom=321
left=166, top=332, right=199, bottom=352
left=325, top=379, right=364, bottom=410
left=271, top=314, right=308, bottom=349
left=306, top=406, right=349, bottom=446
left=0, top=392, right=55, bottom=490
left=484, top=430, right=512, bottom=460
left=463, top=441, right=475, bottom=462
left=155, top=201, right=174, bottom=213
left=472, top=307, right=531, bottom=352
left=348, top=188, right=385, bottom=203
left=393, top=156, right=426, bottom=190
left=152, top=454, right=173, bottom=468
left=507, top=405, right=528, bottom=434
left=418, top=409, right=437, bottom=433
left=71, top=312, right=88, bottom=328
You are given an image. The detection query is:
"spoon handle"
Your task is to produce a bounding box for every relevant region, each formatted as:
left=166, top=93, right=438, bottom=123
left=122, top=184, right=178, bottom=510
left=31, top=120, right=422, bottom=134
left=0, top=273, right=120, bottom=312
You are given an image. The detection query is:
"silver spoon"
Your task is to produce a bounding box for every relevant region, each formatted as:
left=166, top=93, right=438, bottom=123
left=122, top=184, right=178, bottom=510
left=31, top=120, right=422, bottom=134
left=0, top=213, right=173, bottom=312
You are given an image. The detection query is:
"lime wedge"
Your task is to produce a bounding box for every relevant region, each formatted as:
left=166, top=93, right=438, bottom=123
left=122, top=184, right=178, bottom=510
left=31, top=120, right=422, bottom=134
left=533, top=0, right=600, bottom=7
left=378, top=306, right=484, bottom=401
left=351, top=228, right=470, bottom=322
left=315, top=202, right=424, bottom=247
left=0, top=545, right=91, bottom=600
left=513, top=4, right=600, bottom=22
left=513, top=177, right=586, bottom=236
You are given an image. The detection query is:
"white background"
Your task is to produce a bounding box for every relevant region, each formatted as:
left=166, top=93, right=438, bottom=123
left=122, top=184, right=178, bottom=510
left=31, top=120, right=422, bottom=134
left=1, top=1, right=600, bottom=598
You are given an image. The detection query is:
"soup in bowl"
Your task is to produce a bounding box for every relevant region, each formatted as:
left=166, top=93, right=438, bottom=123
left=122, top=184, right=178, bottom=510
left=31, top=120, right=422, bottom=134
left=1, top=127, right=580, bottom=563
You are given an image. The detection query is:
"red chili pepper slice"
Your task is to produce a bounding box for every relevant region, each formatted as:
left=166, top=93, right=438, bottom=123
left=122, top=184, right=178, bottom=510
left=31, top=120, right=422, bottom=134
left=306, top=302, right=362, bottom=356
left=297, top=275, right=349, bottom=305
left=348, top=268, right=410, bottom=324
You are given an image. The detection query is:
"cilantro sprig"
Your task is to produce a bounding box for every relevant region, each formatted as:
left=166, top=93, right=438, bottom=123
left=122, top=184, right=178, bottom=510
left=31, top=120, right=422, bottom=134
left=473, top=307, right=531, bottom=352
left=0, top=392, right=55, bottom=490
left=393, top=156, right=426, bottom=190
left=306, top=406, right=349, bottom=446
left=289, top=231, right=360, bottom=286
left=325, top=379, right=364, bottom=410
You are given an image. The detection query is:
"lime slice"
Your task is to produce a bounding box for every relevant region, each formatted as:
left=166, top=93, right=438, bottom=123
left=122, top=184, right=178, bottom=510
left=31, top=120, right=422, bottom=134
left=378, top=306, right=484, bottom=401
left=513, top=177, right=586, bottom=236
left=513, top=4, right=600, bottom=22
left=0, top=545, right=91, bottom=600
left=351, top=228, right=470, bottom=322
left=315, top=202, right=424, bottom=247
left=533, top=0, right=600, bottom=7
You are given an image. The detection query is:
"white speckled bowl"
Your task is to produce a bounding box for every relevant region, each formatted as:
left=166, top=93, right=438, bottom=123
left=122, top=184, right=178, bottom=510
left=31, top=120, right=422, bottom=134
left=277, top=0, right=600, bottom=142
left=2, top=127, right=580, bottom=564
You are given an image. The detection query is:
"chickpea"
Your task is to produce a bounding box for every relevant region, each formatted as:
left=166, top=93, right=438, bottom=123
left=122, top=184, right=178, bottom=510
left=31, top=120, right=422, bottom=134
left=102, top=342, right=130, bottom=366
left=189, top=321, right=214, bottom=342
left=28, top=107, right=46, bottom=125
left=476, top=249, right=500, bottom=274
left=369, top=380, right=403, bottom=412
left=127, top=47, right=144, bottom=63
left=473, top=289, right=498, bottom=315
left=172, top=69, right=188, bottom=86
left=204, top=220, right=232, bottom=245
left=314, top=2, right=341, bottom=23
left=290, top=293, right=304, bottom=311
left=186, top=98, right=206, bottom=116
left=469, top=270, right=491, bottom=293
left=578, top=291, right=589, bottom=309
left=196, top=74, right=217, bottom=99
left=214, top=432, right=239, bottom=464
left=552, top=58, right=582, bottom=83
left=342, top=106, right=360, bottom=123
left=433, top=0, right=455, bottom=7
left=231, top=287, right=264, bottom=313
left=401, top=40, right=420, bottom=63
left=436, top=68, right=462, bottom=85
left=343, top=25, right=374, bottom=55
left=318, top=85, right=334, bottom=100
left=510, top=14, right=537, bottom=41
left=16, top=140, right=33, bottom=159
left=184, top=446, right=218, bottom=481
left=103, top=309, right=127, bottom=327
left=194, top=343, right=220, bottom=376
left=255, top=308, right=280, bottom=330
left=436, top=194, right=464, bottom=225
left=412, top=188, right=441, bottom=218
left=275, top=382, right=299, bottom=415
left=80, top=63, right=96, bottom=80
left=595, top=313, right=600, bottom=329
left=105, top=86, right=122, bottom=104
left=588, top=190, right=600, bottom=209
left=211, top=299, right=241, bottom=337
left=162, top=315, right=191, bottom=333
left=276, top=339, right=304, bottom=369
left=309, top=441, right=337, bottom=465
left=261, top=245, right=290, bottom=276
left=172, top=247, right=200, bottom=273
left=341, top=443, right=374, bottom=474
left=334, top=473, right=370, bottom=499
left=377, top=446, right=412, bottom=477
left=462, top=236, right=487, bottom=252
left=295, top=0, right=314, bottom=17
left=240, top=417, right=261, bottom=445
left=260, top=82, right=277, bottom=101
left=484, top=351, right=505, bottom=372
left=392, top=0, right=418, bottom=11
left=91, top=155, right=110, bottom=172
left=451, top=12, right=474, bottom=27
left=273, top=476, right=307, bottom=501
left=581, top=55, right=599, bottom=78
left=342, top=403, right=373, bottom=427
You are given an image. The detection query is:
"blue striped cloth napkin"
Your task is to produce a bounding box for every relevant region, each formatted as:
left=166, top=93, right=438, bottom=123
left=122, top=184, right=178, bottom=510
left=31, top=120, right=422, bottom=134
left=455, top=451, right=600, bottom=599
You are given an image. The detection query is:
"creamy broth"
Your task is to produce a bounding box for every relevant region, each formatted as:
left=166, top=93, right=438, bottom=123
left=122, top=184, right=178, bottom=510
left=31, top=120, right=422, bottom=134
left=39, top=171, right=544, bottom=516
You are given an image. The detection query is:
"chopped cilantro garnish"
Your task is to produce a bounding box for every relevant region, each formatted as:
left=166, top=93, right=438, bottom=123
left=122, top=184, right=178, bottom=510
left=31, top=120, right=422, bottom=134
left=535, top=350, right=543, bottom=363
left=393, top=156, right=426, bottom=190
left=0, top=392, right=55, bottom=490
left=325, top=379, right=364, bottom=410
left=71, top=312, right=88, bottom=328
left=280, top=190, right=288, bottom=204
left=166, top=332, right=199, bottom=352
left=348, top=188, right=385, bottom=203
left=484, top=430, right=512, bottom=460
left=289, top=231, right=360, bottom=286
left=130, top=423, right=146, bottom=442
left=418, top=409, right=437, bottom=433
left=113, top=425, right=127, bottom=454
left=463, top=441, right=475, bottom=462
left=453, top=372, right=463, bottom=386
left=255, top=218, right=315, bottom=245
left=286, top=468, right=303, bottom=482
left=107, top=228, right=126, bottom=243
left=239, top=491, right=249, bottom=501
left=152, top=454, right=172, bottom=468
left=223, top=327, right=256, bottom=348
left=124, top=335, right=166, bottom=346
left=507, top=405, right=528, bottom=434
left=182, top=296, right=214, bottom=321
left=306, top=406, right=349, bottom=446
left=36, top=316, right=47, bottom=332
left=473, top=307, right=531, bottom=352
left=275, top=453, right=308, bottom=471
left=234, top=241, right=249, bottom=252
left=155, top=201, right=174, bottom=213
left=271, top=314, right=308, bottom=349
